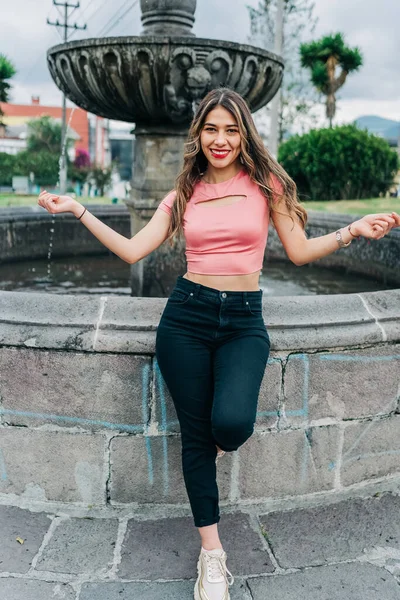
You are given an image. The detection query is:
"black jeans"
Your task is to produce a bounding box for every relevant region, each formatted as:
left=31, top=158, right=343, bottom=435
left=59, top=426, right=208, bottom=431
left=155, top=275, right=271, bottom=527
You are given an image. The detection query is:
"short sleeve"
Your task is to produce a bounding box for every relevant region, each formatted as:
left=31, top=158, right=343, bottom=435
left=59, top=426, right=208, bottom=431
left=157, top=190, right=177, bottom=216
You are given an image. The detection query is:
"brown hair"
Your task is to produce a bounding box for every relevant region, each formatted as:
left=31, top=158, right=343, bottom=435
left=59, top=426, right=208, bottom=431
left=165, top=87, right=307, bottom=245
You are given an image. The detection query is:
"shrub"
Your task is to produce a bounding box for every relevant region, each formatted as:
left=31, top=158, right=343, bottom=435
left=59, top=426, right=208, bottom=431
left=15, top=150, right=60, bottom=186
left=278, top=124, right=400, bottom=200
left=0, top=152, right=16, bottom=186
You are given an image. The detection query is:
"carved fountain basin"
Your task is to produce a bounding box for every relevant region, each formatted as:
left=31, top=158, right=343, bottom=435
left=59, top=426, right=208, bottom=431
left=47, top=36, right=284, bottom=124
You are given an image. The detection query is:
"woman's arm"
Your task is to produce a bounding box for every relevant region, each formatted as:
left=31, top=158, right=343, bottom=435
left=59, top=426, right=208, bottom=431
left=271, top=198, right=400, bottom=267
left=38, top=192, right=171, bottom=264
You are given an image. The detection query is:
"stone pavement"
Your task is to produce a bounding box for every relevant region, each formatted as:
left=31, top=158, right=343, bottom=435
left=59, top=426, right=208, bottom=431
left=1, top=493, right=400, bottom=600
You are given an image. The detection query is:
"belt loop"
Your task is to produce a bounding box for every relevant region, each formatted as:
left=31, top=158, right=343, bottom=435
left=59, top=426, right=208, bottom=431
left=194, top=283, right=201, bottom=299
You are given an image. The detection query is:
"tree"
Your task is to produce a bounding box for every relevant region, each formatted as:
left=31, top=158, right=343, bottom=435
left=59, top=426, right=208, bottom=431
left=15, top=150, right=59, bottom=187
left=248, top=0, right=320, bottom=143
left=278, top=124, right=399, bottom=200
left=300, top=33, right=363, bottom=127
left=0, top=54, right=16, bottom=122
left=89, top=164, right=113, bottom=197
left=26, top=115, right=67, bottom=154
left=69, top=148, right=91, bottom=186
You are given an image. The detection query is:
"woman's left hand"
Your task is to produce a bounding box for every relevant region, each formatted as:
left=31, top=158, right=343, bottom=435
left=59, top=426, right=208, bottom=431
left=351, top=212, right=400, bottom=239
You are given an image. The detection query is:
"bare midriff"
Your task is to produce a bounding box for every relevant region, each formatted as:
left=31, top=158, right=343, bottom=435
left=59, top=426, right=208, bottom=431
left=182, top=270, right=261, bottom=291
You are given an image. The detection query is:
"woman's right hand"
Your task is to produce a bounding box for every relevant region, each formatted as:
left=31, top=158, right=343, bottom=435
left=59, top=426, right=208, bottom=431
left=38, top=190, right=82, bottom=217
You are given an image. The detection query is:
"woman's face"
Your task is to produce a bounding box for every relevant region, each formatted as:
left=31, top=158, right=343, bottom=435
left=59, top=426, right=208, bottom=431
left=200, top=106, right=242, bottom=170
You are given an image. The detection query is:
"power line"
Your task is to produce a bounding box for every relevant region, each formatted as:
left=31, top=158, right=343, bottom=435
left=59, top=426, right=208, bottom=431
left=97, top=0, right=139, bottom=37
left=47, top=1, right=87, bottom=194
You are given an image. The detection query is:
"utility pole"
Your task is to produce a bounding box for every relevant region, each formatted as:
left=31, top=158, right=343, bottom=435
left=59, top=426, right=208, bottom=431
left=269, top=0, right=284, bottom=158
left=47, top=2, right=86, bottom=193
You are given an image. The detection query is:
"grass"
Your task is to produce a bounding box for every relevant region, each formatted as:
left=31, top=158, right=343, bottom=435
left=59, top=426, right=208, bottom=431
left=301, top=197, right=400, bottom=216
left=0, top=194, right=115, bottom=207
left=1, top=193, right=399, bottom=216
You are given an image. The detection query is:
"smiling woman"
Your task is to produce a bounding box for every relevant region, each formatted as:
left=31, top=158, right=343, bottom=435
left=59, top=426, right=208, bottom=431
left=36, top=87, right=400, bottom=600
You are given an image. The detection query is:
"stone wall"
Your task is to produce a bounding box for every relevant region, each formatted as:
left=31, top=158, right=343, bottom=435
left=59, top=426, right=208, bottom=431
left=0, top=287, right=399, bottom=511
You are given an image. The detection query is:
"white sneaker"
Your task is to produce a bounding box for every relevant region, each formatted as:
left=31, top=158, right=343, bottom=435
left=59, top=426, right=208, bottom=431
left=194, top=547, right=234, bottom=600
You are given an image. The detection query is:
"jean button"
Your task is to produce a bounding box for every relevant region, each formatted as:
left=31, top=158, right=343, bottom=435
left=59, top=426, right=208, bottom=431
left=221, top=292, right=227, bottom=298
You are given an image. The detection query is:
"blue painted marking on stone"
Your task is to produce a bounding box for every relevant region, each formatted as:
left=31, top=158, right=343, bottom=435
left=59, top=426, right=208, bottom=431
left=0, top=409, right=143, bottom=433
left=155, top=364, right=169, bottom=496
left=318, top=354, right=400, bottom=362
left=328, top=461, right=336, bottom=471
left=142, top=364, right=153, bottom=486
left=0, top=449, right=7, bottom=481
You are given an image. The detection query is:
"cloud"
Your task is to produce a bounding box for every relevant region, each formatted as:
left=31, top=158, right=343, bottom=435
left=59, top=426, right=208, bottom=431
left=2, top=0, right=400, bottom=122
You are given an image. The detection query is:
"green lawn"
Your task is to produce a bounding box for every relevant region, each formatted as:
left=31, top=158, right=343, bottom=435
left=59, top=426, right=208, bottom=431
left=301, top=197, right=400, bottom=216
left=0, top=194, right=113, bottom=207
left=1, top=193, right=399, bottom=216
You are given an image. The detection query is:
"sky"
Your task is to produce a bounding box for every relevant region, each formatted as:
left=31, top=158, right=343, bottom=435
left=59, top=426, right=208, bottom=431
left=2, top=0, right=400, bottom=128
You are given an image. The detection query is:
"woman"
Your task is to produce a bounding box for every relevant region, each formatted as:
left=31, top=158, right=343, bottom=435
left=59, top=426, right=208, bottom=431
left=38, top=88, right=399, bottom=600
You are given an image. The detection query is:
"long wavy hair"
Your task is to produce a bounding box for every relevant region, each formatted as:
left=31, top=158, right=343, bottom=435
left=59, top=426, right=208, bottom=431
left=165, top=87, right=308, bottom=245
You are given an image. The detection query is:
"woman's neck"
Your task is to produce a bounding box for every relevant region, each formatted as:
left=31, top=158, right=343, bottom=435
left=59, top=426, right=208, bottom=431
left=203, top=161, right=242, bottom=184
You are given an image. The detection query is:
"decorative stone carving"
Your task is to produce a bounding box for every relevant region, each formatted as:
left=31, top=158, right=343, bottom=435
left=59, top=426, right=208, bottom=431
left=47, top=39, right=283, bottom=125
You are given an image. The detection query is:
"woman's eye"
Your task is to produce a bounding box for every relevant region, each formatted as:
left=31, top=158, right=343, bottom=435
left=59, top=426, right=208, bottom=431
left=228, top=129, right=238, bottom=134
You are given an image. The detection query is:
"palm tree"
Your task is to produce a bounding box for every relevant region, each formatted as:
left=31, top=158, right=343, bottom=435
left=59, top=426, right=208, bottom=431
left=300, top=33, right=363, bottom=127
left=0, top=54, right=16, bottom=122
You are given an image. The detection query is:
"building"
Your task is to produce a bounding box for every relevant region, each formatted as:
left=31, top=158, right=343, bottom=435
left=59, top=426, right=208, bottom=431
left=0, top=96, right=109, bottom=167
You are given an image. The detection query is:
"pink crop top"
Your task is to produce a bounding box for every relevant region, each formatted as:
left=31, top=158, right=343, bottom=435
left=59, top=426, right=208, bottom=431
left=156, top=169, right=280, bottom=275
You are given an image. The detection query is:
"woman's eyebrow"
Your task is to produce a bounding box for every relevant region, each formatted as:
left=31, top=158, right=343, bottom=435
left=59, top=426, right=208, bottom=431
left=203, top=122, right=239, bottom=128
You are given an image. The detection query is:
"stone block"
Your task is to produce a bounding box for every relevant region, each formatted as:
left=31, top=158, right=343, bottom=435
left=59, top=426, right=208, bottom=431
left=248, top=563, right=400, bottom=600
left=0, top=428, right=106, bottom=503
left=239, top=426, right=339, bottom=500
left=361, top=289, right=400, bottom=342
left=283, top=346, right=400, bottom=426
left=94, top=296, right=165, bottom=354
left=119, top=516, right=200, bottom=579
left=153, top=359, right=181, bottom=434
left=263, top=293, right=382, bottom=351
left=341, top=415, right=400, bottom=486
left=0, top=579, right=75, bottom=600
left=0, top=290, right=99, bottom=351
left=259, top=493, right=400, bottom=568
left=0, top=506, right=51, bottom=573
left=36, top=516, right=119, bottom=574
left=255, top=358, right=281, bottom=428
left=110, top=434, right=232, bottom=504
left=0, top=347, right=151, bottom=432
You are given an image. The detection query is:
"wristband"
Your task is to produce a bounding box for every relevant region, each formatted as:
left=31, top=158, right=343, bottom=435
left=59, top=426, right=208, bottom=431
left=77, top=207, right=87, bottom=220
left=348, top=224, right=358, bottom=238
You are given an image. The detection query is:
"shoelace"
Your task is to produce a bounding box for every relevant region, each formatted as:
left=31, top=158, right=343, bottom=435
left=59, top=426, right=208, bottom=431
left=205, top=553, right=234, bottom=586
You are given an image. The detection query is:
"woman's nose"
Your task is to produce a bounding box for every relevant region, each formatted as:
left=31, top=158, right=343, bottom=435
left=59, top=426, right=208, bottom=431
left=215, top=132, right=227, bottom=145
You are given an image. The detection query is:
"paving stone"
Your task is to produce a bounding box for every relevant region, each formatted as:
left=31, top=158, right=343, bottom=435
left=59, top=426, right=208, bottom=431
left=259, top=493, right=400, bottom=569
left=80, top=581, right=195, bottom=600
left=0, top=347, right=150, bottom=432
left=341, top=415, right=400, bottom=486
left=247, top=563, right=400, bottom=600
left=217, top=514, right=274, bottom=576
left=239, top=426, right=339, bottom=499
left=119, top=516, right=200, bottom=579
left=284, top=347, right=400, bottom=425
left=110, top=434, right=232, bottom=504
left=36, top=517, right=119, bottom=574
left=0, top=506, right=51, bottom=574
left=0, top=428, right=105, bottom=503
left=80, top=580, right=249, bottom=599
left=0, top=579, right=75, bottom=600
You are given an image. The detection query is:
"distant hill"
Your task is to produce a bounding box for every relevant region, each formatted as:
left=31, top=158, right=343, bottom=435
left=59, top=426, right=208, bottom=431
left=355, top=115, right=399, bottom=144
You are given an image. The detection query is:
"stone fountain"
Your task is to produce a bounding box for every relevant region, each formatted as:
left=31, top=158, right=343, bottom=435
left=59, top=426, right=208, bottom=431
left=47, top=0, right=284, bottom=295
